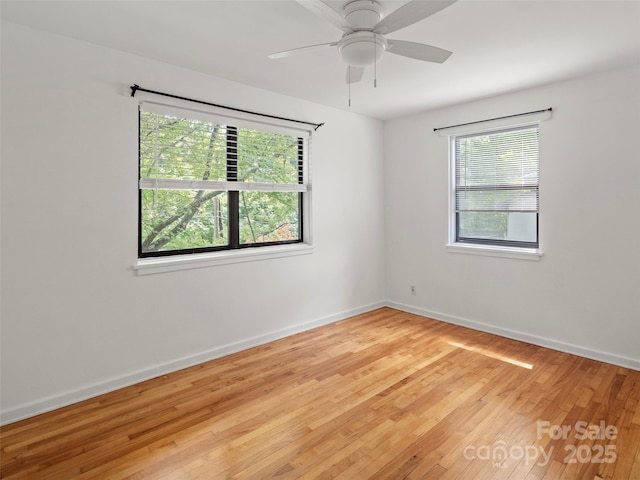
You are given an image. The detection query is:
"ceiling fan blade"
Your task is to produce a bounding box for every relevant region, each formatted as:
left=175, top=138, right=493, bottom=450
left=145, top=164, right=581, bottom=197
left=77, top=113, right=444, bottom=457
left=374, top=0, right=457, bottom=35
left=386, top=39, right=452, bottom=63
left=268, top=41, right=337, bottom=60
left=346, top=66, right=365, bottom=84
left=296, top=0, right=353, bottom=33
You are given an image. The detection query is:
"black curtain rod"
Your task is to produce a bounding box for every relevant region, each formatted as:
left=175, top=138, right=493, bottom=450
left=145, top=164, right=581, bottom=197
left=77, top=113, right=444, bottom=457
left=433, top=107, right=552, bottom=132
left=130, top=84, right=324, bottom=131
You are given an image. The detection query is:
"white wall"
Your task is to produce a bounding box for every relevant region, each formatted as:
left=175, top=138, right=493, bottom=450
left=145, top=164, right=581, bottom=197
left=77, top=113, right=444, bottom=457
left=384, top=65, right=640, bottom=369
left=0, top=22, right=386, bottom=423
left=3, top=20, right=639, bottom=426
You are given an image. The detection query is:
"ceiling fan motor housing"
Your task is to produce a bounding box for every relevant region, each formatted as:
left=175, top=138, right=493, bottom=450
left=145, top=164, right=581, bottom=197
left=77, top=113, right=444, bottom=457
left=339, top=1, right=386, bottom=67
left=344, top=0, right=382, bottom=29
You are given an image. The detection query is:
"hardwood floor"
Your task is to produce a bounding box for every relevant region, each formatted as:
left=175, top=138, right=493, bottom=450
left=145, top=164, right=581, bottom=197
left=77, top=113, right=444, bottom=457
left=1, top=307, right=639, bottom=479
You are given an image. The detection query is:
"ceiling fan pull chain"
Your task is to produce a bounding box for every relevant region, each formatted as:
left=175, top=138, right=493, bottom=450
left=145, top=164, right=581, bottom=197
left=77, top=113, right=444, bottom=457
left=348, top=67, right=352, bottom=107
left=373, top=34, right=378, bottom=88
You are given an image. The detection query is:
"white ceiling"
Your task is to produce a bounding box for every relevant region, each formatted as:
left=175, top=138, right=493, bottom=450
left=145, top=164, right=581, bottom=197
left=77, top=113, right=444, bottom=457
left=2, top=0, right=639, bottom=119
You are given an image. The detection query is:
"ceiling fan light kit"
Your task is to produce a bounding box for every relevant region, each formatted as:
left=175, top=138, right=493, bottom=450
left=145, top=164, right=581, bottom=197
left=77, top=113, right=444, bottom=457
left=338, top=31, right=386, bottom=67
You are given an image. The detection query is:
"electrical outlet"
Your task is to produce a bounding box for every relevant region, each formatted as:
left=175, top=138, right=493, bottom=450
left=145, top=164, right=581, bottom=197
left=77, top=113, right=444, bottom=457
left=410, top=285, right=416, bottom=295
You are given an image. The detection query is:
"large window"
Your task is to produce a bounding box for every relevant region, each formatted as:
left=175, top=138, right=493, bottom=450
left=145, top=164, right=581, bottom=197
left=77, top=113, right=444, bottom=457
left=451, top=125, right=539, bottom=249
left=138, top=103, right=309, bottom=258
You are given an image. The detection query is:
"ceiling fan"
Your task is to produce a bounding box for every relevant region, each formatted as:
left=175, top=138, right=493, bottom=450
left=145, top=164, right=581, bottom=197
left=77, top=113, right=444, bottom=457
left=268, top=0, right=457, bottom=84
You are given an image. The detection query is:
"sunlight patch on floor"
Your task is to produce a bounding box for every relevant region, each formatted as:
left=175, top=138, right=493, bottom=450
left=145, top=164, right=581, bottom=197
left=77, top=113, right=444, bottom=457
left=448, top=341, right=533, bottom=370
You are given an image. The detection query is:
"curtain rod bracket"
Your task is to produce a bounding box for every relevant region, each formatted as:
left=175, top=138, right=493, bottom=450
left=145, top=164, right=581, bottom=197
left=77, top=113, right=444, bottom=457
left=130, top=84, right=324, bottom=131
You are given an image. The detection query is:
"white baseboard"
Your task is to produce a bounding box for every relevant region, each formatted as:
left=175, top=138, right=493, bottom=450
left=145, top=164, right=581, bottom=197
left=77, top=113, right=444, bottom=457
left=386, top=301, right=640, bottom=372
left=0, top=301, right=386, bottom=426
left=4, top=300, right=637, bottom=425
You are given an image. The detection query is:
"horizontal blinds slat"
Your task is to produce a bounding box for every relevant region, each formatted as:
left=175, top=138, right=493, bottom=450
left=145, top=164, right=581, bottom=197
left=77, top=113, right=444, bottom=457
left=139, top=178, right=307, bottom=193
left=455, top=188, right=538, bottom=211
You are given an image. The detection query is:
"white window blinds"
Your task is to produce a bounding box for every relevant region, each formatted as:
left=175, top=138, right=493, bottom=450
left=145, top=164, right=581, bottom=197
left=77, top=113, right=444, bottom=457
left=138, top=101, right=310, bottom=193
left=454, top=125, right=539, bottom=248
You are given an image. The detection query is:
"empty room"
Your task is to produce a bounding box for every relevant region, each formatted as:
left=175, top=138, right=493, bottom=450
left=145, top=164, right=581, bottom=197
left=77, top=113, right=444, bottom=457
left=1, top=0, right=639, bottom=478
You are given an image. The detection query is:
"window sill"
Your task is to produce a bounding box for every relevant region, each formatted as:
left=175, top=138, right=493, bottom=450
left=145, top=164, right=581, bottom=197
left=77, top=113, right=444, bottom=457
left=134, top=243, right=314, bottom=275
left=446, top=243, right=542, bottom=261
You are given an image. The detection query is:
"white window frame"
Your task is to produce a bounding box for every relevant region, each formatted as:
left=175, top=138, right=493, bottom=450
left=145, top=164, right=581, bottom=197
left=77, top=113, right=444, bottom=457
left=446, top=120, right=543, bottom=261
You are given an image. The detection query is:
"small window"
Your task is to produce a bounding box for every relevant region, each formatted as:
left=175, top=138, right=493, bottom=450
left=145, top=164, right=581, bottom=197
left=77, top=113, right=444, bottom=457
left=451, top=125, right=539, bottom=249
left=138, top=103, right=309, bottom=258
